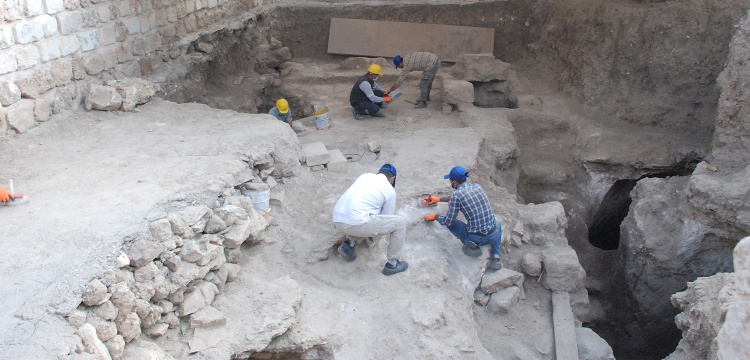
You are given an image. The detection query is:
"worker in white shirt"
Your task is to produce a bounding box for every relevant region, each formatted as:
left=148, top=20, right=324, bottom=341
left=332, top=164, right=408, bottom=276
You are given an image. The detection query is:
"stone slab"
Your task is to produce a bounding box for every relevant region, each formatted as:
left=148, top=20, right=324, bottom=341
left=301, top=142, right=330, bottom=166
left=327, top=148, right=348, bottom=173
left=327, top=18, right=494, bottom=62
left=552, top=291, right=579, bottom=360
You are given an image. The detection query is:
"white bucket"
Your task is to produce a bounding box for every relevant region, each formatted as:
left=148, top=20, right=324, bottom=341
left=313, top=105, right=331, bottom=130
left=242, top=188, right=270, bottom=217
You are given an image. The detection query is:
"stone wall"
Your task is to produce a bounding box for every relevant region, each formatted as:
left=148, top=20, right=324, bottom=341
left=0, top=0, right=273, bottom=137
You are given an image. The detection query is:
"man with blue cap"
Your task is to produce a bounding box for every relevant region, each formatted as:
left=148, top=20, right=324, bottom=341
left=332, top=164, right=409, bottom=276
left=385, top=52, right=440, bottom=109
left=423, top=166, right=503, bottom=270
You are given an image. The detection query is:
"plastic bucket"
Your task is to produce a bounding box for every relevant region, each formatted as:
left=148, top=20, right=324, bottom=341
left=242, top=188, right=270, bottom=217
left=313, top=105, right=331, bottom=130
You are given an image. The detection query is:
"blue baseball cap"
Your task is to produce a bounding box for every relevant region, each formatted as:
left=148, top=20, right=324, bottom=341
left=393, top=55, right=403, bottom=69
left=444, top=166, right=469, bottom=181
left=380, top=163, right=397, bottom=187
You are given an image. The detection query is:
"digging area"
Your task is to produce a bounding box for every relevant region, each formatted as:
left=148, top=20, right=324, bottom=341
left=1, top=1, right=750, bottom=359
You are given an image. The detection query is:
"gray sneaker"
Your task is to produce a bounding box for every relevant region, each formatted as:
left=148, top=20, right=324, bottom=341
left=338, top=240, right=357, bottom=262
left=489, top=257, right=503, bottom=270
left=415, top=101, right=427, bottom=109
left=462, top=241, right=482, bottom=257
left=353, top=109, right=365, bottom=121
left=370, top=112, right=386, bottom=118
left=382, top=260, right=409, bottom=276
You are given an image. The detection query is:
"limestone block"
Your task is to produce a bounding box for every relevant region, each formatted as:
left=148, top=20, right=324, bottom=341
left=37, top=37, right=62, bottom=62
left=181, top=239, right=222, bottom=266
left=149, top=218, right=172, bottom=242
left=480, top=268, right=524, bottom=294
left=302, top=142, right=330, bottom=166
left=110, top=78, right=155, bottom=111
left=135, top=300, right=161, bottom=328
left=60, top=34, right=80, bottom=56
left=473, top=287, right=490, bottom=306
left=115, top=252, right=129, bottom=268
left=25, top=0, right=45, bottom=16
left=12, top=20, right=44, bottom=44
left=450, top=53, right=510, bottom=82
left=126, top=235, right=164, bottom=268
left=189, top=306, right=226, bottom=328
left=521, top=252, right=543, bottom=277
left=115, top=312, right=141, bottom=342
left=223, top=264, right=241, bottom=283
left=196, top=42, right=213, bottom=53
left=189, top=324, right=231, bottom=354
left=104, top=335, right=124, bottom=360
left=134, top=262, right=158, bottom=281
left=95, top=321, right=117, bottom=342
left=224, top=247, right=241, bottom=264
left=97, top=24, right=115, bottom=47
left=168, top=261, right=210, bottom=289
left=310, top=164, right=325, bottom=171
left=34, top=14, right=58, bottom=36
left=16, top=44, right=41, bottom=69
left=327, top=149, right=348, bottom=173
left=439, top=74, right=474, bottom=105
left=94, top=4, right=110, bottom=23
left=83, top=279, right=110, bottom=306
left=518, top=201, right=568, bottom=246
left=160, top=252, right=180, bottom=272
left=151, top=275, right=169, bottom=302
left=166, top=6, right=177, bottom=22
left=109, top=283, right=136, bottom=313
left=542, top=247, right=586, bottom=292
left=123, top=17, right=140, bottom=34
left=270, top=187, right=284, bottom=209
left=94, top=301, right=118, bottom=321
left=0, top=51, right=18, bottom=74
left=266, top=176, right=278, bottom=188
left=57, top=11, right=83, bottom=34
left=85, top=84, right=122, bottom=111
left=78, top=28, right=100, bottom=52
left=15, top=69, right=55, bottom=99
left=83, top=53, right=104, bottom=75
left=214, top=204, right=248, bottom=226
left=0, top=26, right=15, bottom=49
left=162, top=312, right=179, bottom=329
left=43, top=0, right=64, bottom=14
left=67, top=310, right=87, bottom=327
left=101, top=47, right=116, bottom=71
left=488, top=286, right=520, bottom=313
left=203, top=215, right=227, bottom=234
left=167, top=213, right=193, bottom=238
left=178, top=281, right=218, bottom=317
left=222, top=214, right=267, bottom=248
left=208, top=266, right=229, bottom=291
left=75, top=324, right=112, bottom=359
left=158, top=300, right=173, bottom=314
left=6, top=99, right=35, bottom=133
left=0, top=80, right=22, bottom=105
left=135, top=280, right=155, bottom=302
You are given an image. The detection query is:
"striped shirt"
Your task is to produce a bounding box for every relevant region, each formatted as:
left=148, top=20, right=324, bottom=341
left=395, top=52, right=440, bottom=86
left=438, top=182, right=496, bottom=234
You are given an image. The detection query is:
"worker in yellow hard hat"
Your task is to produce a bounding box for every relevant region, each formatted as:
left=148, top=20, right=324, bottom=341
left=269, top=98, right=293, bottom=127
left=349, top=63, right=392, bottom=121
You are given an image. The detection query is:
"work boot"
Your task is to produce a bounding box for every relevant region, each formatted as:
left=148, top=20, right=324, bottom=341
left=462, top=241, right=482, bottom=257
left=338, top=239, right=357, bottom=262
left=489, top=257, right=503, bottom=270
left=382, top=260, right=409, bottom=276
left=370, top=112, right=386, bottom=118
left=415, top=100, right=427, bottom=109
left=352, top=109, right=364, bottom=121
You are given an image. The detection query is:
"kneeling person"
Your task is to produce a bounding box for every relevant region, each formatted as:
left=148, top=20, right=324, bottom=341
left=332, top=164, right=408, bottom=276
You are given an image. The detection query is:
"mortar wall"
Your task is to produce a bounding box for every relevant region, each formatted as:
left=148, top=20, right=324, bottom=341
left=0, top=0, right=280, bottom=137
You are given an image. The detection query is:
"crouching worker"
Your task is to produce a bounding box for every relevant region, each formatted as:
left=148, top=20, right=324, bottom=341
left=349, top=64, right=392, bottom=120
left=269, top=98, right=293, bottom=127
left=424, top=166, right=503, bottom=270
left=332, top=164, right=408, bottom=276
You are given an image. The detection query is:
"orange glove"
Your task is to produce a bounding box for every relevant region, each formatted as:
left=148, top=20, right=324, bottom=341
left=425, top=213, right=438, bottom=221
left=384, top=89, right=392, bottom=95
left=425, top=195, right=440, bottom=205
left=383, top=96, right=392, bottom=103
left=0, top=186, right=9, bottom=203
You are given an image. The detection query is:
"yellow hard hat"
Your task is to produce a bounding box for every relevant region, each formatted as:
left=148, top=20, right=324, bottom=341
left=368, top=64, right=382, bottom=75
left=276, top=99, right=289, bottom=114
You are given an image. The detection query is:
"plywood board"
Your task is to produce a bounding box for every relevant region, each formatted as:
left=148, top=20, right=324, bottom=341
left=552, top=291, right=580, bottom=360
left=327, top=18, right=494, bottom=62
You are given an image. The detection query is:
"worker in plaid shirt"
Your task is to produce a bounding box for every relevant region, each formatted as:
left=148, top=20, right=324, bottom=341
left=424, top=166, right=503, bottom=270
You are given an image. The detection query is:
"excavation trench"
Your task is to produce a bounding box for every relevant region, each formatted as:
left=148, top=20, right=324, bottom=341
left=158, top=1, right=749, bottom=358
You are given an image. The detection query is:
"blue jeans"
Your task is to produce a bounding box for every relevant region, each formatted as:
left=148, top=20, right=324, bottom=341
left=353, top=90, right=385, bottom=116
left=446, top=220, right=502, bottom=257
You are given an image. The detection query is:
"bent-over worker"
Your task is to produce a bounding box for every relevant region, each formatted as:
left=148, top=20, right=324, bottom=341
left=386, top=52, right=440, bottom=109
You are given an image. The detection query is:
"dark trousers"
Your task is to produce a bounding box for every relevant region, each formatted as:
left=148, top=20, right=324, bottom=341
left=352, top=90, right=385, bottom=115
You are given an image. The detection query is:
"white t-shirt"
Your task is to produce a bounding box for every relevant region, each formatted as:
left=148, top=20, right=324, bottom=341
left=332, top=173, right=396, bottom=225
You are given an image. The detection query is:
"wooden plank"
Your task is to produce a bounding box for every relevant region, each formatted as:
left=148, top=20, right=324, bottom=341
left=552, top=291, right=580, bottom=360
left=327, top=18, right=494, bottom=62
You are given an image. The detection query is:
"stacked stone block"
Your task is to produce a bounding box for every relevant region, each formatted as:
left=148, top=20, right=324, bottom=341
left=301, top=141, right=349, bottom=173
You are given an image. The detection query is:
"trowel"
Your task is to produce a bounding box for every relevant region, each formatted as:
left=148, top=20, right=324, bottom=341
left=2, top=179, right=29, bottom=206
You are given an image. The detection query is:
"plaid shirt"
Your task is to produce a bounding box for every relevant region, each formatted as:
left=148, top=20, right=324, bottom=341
left=395, top=52, right=439, bottom=86
left=438, top=182, right=496, bottom=234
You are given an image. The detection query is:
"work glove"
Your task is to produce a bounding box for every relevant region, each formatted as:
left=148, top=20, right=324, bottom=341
left=383, top=96, right=393, bottom=103
left=384, top=89, right=392, bottom=95
left=425, top=213, right=438, bottom=221
left=425, top=195, right=440, bottom=205
left=0, top=186, right=9, bottom=203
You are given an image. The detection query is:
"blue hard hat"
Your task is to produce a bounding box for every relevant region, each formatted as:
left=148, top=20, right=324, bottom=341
left=444, top=166, right=469, bottom=181
left=380, top=163, right=397, bottom=187
left=393, top=55, right=403, bottom=69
